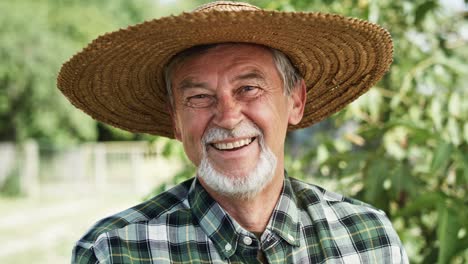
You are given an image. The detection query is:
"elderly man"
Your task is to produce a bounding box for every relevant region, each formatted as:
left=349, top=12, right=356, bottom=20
left=58, top=1, right=407, bottom=263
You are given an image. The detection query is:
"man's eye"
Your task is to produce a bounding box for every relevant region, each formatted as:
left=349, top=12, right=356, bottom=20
left=191, top=94, right=208, bottom=99
left=185, top=94, right=214, bottom=108
left=237, top=86, right=262, bottom=99
left=242, top=86, right=256, bottom=92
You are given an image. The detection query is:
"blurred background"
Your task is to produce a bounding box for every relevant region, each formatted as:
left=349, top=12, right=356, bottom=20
left=0, top=0, right=467, bottom=263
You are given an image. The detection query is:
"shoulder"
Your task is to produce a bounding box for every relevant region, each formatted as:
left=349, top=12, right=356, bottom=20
left=289, top=177, right=408, bottom=263
left=72, top=178, right=194, bottom=263
left=289, top=177, right=386, bottom=217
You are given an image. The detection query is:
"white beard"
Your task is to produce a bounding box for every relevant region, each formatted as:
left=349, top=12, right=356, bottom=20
left=197, top=121, right=277, bottom=200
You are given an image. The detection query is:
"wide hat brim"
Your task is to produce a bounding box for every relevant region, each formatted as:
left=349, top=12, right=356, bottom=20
left=57, top=6, right=393, bottom=139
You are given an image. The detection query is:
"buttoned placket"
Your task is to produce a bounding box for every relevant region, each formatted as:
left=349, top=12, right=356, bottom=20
left=229, top=230, right=261, bottom=263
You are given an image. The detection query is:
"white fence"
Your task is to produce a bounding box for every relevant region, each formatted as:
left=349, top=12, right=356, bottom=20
left=0, top=141, right=182, bottom=197
left=0, top=141, right=39, bottom=196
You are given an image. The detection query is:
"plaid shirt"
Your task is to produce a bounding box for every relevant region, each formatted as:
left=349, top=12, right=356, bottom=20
left=72, top=176, right=408, bottom=263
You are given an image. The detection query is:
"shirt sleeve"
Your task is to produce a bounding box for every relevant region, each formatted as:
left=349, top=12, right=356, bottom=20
left=71, top=241, right=99, bottom=264
left=399, top=240, right=410, bottom=264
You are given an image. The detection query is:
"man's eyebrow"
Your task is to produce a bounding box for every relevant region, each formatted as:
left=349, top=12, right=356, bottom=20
left=231, top=70, right=266, bottom=82
left=176, top=77, right=209, bottom=90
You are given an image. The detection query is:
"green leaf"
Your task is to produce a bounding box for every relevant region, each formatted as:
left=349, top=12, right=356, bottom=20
left=396, top=192, right=442, bottom=217
left=430, top=99, right=444, bottom=131
left=367, top=89, right=382, bottom=122
left=448, top=93, right=461, bottom=118
left=391, top=162, right=412, bottom=195
left=363, top=158, right=389, bottom=208
left=430, top=142, right=453, bottom=173
left=447, top=118, right=461, bottom=146
left=455, top=148, right=468, bottom=185
left=437, top=55, right=468, bottom=75
left=437, top=201, right=465, bottom=264
left=415, top=1, right=437, bottom=26
left=463, top=123, right=468, bottom=144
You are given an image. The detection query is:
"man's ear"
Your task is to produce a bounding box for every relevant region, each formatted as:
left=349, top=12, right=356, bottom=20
left=288, top=79, right=306, bottom=125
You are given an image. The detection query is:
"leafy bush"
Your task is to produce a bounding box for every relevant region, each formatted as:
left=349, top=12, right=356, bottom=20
left=152, top=0, right=468, bottom=263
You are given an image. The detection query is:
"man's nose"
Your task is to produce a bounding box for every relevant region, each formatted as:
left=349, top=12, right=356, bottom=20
left=212, top=94, right=243, bottom=130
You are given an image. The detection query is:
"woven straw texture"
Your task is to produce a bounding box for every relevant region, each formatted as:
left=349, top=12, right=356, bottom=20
left=57, top=1, right=393, bottom=138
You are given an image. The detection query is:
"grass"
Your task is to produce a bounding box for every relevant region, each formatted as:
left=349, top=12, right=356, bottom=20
left=0, top=183, right=144, bottom=264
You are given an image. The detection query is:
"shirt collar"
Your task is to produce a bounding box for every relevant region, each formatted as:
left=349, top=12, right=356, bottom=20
left=266, top=175, right=301, bottom=247
left=188, top=178, right=240, bottom=259
left=188, top=175, right=302, bottom=259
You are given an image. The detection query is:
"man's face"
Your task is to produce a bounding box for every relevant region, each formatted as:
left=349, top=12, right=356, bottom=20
left=170, top=43, right=304, bottom=191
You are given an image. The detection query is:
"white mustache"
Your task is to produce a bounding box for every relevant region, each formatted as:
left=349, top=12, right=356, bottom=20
left=202, top=121, right=261, bottom=144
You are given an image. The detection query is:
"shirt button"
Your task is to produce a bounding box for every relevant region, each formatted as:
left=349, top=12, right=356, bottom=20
left=243, top=236, right=253, bottom=245
left=225, top=243, right=232, bottom=251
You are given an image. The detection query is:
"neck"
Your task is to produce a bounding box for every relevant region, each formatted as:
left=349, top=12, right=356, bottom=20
left=200, top=168, right=284, bottom=233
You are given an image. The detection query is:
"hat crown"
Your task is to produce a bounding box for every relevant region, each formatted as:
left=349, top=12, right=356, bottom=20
left=193, top=1, right=260, bottom=12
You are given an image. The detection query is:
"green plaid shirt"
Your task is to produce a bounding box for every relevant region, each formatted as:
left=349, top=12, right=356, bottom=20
left=72, top=176, right=408, bottom=263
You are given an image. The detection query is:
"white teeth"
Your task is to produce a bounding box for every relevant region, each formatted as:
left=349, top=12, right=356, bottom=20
left=213, top=138, right=253, bottom=150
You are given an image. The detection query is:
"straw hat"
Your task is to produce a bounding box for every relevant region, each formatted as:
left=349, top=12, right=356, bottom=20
left=57, top=1, right=393, bottom=138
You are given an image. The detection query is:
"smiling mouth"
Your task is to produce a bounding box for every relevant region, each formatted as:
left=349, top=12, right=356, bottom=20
left=210, top=137, right=256, bottom=151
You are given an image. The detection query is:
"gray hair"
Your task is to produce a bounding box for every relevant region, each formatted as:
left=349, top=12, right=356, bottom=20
left=164, top=43, right=303, bottom=108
